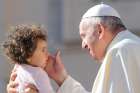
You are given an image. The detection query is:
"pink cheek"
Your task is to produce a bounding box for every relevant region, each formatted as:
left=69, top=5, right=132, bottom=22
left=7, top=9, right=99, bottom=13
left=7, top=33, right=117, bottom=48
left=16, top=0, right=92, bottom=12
left=45, top=55, right=48, bottom=60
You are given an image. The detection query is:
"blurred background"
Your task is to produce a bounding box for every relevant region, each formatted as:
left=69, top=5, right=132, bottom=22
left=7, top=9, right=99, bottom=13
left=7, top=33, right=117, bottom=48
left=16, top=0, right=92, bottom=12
left=0, top=0, right=140, bottom=92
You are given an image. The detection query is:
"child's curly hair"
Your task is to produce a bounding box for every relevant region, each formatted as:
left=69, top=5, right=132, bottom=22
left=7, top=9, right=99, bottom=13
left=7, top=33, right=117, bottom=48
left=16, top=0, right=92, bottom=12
left=3, top=24, right=47, bottom=64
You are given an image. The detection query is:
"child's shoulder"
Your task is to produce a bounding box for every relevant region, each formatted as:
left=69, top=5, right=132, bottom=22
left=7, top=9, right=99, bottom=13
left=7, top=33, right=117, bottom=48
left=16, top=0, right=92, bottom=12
left=16, top=64, right=49, bottom=84
left=15, top=64, right=53, bottom=93
left=16, top=64, right=47, bottom=77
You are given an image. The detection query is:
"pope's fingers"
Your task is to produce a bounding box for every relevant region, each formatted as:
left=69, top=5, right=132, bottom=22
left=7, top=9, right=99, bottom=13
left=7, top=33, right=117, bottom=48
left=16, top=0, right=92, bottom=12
left=56, top=50, right=60, bottom=58
left=25, top=84, right=38, bottom=93
left=7, top=88, right=17, bottom=93
left=25, top=88, right=35, bottom=93
left=7, top=81, right=18, bottom=88
left=55, top=50, right=63, bottom=67
left=7, top=82, right=18, bottom=93
left=10, top=72, right=17, bottom=81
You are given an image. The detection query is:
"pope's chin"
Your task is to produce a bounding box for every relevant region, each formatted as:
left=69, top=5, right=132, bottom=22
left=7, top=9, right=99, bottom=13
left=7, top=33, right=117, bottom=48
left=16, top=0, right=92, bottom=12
left=90, top=52, right=102, bottom=63
left=89, top=51, right=96, bottom=59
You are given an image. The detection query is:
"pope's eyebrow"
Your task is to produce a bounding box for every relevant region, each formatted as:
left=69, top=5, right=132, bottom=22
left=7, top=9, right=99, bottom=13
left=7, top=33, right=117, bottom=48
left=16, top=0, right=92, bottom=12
left=80, top=33, right=85, bottom=37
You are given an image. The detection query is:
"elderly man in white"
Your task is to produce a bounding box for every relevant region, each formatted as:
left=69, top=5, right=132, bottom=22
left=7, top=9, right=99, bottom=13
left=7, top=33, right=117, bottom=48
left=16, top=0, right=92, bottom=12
left=7, top=3, right=140, bottom=93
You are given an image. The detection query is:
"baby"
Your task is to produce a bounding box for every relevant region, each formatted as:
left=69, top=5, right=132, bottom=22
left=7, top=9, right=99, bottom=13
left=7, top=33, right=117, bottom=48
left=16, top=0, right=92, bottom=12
left=3, top=24, right=54, bottom=93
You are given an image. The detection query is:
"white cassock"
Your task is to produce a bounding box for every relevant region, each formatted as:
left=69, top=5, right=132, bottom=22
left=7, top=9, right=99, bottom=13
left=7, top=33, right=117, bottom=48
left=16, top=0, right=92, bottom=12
left=57, top=30, right=140, bottom=93
left=15, top=64, right=54, bottom=93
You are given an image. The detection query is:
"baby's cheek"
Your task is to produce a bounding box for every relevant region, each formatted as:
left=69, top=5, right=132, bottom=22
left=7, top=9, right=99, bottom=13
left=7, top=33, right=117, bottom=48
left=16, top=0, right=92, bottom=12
left=47, top=54, right=49, bottom=59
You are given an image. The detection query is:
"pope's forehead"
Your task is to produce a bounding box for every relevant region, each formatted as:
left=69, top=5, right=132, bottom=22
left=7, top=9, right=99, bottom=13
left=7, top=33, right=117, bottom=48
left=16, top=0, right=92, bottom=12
left=80, top=19, right=89, bottom=27
left=80, top=18, right=92, bottom=30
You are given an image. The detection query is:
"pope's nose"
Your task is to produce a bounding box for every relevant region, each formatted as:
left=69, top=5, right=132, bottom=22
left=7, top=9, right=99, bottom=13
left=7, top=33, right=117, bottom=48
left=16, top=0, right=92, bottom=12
left=82, top=41, right=88, bottom=49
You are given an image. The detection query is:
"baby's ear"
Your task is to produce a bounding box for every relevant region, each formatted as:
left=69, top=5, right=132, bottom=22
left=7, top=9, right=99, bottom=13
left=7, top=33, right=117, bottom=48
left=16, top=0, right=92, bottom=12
left=26, top=57, right=31, bottom=63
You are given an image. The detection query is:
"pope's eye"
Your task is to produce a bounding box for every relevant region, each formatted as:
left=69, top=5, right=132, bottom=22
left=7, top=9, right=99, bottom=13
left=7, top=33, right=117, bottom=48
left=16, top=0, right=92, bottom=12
left=81, top=34, right=86, bottom=39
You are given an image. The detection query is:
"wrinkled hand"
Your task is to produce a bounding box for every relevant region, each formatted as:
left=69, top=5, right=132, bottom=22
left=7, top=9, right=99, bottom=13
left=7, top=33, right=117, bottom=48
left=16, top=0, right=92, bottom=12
left=7, top=65, right=38, bottom=93
left=45, top=50, right=68, bottom=86
left=24, top=84, right=39, bottom=93
left=7, top=65, right=18, bottom=93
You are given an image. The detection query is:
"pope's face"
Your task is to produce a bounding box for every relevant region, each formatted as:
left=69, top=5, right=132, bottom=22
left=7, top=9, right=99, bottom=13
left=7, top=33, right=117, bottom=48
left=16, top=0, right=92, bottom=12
left=79, top=21, right=104, bottom=61
left=79, top=24, right=98, bottom=59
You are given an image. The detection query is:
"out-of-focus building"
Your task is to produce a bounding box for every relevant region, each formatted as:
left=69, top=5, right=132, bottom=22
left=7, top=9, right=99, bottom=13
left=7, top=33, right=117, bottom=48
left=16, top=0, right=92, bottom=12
left=0, top=0, right=140, bottom=92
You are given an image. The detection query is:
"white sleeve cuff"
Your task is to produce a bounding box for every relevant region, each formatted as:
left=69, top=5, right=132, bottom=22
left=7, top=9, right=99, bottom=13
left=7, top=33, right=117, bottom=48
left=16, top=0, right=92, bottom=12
left=57, top=76, right=89, bottom=93
left=57, top=76, right=79, bottom=93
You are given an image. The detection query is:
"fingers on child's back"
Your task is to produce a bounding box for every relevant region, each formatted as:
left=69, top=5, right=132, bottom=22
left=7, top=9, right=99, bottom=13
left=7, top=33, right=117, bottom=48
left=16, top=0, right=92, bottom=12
left=8, top=88, right=17, bottom=93
left=7, top=82, right=18, bottom=93
left=10, top=72, right=17, bottom=81
left=25, top=84, right=38, bottom=93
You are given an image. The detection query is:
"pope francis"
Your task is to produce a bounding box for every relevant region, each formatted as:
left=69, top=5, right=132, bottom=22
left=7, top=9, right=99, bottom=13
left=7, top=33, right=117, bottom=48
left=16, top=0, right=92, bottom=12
left=7, top=3, right=140, bottom=93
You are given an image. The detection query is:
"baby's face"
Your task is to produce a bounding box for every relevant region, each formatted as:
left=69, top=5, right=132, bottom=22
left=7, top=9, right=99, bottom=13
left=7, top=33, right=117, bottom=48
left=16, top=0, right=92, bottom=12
left=27, top=39, right=49, bottom=69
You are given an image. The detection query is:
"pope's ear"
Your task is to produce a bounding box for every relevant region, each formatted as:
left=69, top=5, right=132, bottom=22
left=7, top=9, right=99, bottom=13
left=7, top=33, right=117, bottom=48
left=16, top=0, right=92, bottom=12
left=97, top=23, right=105, bottom=40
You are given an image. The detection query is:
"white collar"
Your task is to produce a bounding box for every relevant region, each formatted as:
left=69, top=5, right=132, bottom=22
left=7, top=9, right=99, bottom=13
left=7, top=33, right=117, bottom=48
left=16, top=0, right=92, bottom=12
left=107, top=30, right=130, bottom=52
